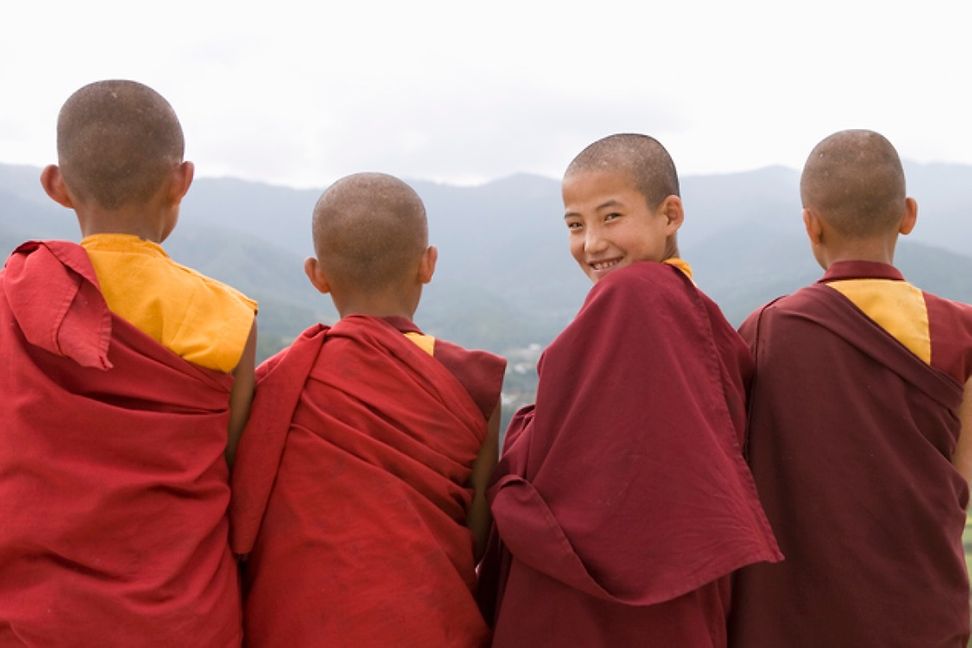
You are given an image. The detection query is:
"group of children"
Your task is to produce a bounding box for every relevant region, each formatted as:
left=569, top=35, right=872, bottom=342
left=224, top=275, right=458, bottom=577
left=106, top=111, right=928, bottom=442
left=0, top=79, right=969, bottom=648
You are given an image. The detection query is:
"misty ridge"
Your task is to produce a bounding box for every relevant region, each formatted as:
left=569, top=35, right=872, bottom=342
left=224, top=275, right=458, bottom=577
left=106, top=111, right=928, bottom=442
left=2, top=161, right=971, bottom=414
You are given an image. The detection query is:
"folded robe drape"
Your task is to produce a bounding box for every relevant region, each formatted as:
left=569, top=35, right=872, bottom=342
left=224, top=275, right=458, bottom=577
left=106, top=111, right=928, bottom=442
left=231, top=316, right=504, bottom=648
left=485, top=262, right=782, bottom=647
left=729, top=275, right=972, bottom=647
left=0, top=241, right=240, bottom=647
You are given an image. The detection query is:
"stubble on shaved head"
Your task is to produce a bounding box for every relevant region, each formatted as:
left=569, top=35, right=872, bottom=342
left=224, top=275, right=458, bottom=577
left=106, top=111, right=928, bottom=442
left=312, top=173, right=428, bottom=292
left=564, top=133, right=680, bottom=207
left=800, top=130, right=907, bottom=238
left=57, top=79, right=184, bottom=209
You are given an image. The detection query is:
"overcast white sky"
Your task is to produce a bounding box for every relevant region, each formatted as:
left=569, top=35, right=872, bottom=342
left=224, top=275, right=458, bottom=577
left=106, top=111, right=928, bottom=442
left=2, top=0, right=970, bottom=188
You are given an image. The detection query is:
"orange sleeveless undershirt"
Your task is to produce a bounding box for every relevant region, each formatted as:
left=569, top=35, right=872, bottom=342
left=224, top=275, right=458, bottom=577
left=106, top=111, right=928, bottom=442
left=826, top=279, right=931, bottom=365
left=81, top=234, right=257, bottom=373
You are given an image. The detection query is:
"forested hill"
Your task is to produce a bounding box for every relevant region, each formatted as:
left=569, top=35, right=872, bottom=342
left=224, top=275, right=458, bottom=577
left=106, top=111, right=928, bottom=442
left=2, top=161, right=970, bottom=371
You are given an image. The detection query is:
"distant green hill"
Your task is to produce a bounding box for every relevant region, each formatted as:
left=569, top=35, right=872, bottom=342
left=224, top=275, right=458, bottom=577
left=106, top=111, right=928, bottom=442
left=3, top=162, right=970, bottom=363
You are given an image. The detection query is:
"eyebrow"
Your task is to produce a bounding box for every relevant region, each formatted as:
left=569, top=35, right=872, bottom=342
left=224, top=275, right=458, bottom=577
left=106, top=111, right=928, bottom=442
left=596, top=199, right=623, bottom=210
left=564, top=198, right=626, bottom=220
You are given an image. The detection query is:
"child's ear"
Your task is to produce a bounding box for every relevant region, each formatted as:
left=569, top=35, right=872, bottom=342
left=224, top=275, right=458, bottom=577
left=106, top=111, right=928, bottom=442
left=40, top=165, right=74, bottom=209
left=166, top=161, right=194, bottom=204
left=659, top=195, right=684, bottom=234
left=803, top=208, right=824, bottom=245
left=899, top=197, right=918, bottom=236
left=304, top=257, right=331, bottom=294
left=417, top=245, right=438, bottom=285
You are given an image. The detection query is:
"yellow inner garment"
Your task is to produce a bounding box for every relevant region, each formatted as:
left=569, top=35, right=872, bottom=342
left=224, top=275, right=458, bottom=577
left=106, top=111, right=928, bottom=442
left=826, top=279, right=931, bottom=364
left=663, top=257, right=693, bottom=280
left=404, top=331, right=436, bottom=356
left=81, top=233, right=257, bottom=372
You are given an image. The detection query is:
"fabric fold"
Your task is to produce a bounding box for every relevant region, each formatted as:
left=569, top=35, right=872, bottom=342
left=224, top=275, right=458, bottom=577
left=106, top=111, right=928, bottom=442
left=486, top=262, right=781, bottom=647
left=3, top=240, right=112, bottom=369
left=729, top=277, right=970, bottom=647
left=0, top=241, right=241, bottom=647
left=232, top=315, right=504, bottom=647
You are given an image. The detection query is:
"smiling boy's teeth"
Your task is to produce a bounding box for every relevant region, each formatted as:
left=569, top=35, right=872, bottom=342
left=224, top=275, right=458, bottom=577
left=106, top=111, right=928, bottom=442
left=592, top=260, right=620, bottom=271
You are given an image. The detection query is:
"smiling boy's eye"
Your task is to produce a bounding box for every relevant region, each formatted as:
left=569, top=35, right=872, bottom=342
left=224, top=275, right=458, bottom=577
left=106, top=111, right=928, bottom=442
left=566, top=220, right=582, bottom=231
left=604, top=212, right=622, bottom=222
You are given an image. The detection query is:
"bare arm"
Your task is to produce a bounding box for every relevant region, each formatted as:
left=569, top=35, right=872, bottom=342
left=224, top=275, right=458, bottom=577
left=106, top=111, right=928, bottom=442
left=226, top=319, right=257, bottom=467
left=467, top=402, right=501, bottom=562
left=952, top=377, right=972, bottom=489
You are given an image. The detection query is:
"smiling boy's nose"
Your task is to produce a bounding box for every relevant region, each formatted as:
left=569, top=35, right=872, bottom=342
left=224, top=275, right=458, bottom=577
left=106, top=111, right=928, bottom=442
left=584, top=228, right=607, bottom=254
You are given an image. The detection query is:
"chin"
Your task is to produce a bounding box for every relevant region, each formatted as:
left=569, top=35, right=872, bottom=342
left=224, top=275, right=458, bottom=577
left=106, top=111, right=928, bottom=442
left=587, top=266, right=621, bottom=283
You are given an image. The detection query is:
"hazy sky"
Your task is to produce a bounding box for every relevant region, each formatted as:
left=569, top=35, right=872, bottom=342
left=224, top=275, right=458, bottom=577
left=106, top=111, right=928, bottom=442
left=3, top=0, right=970, bottom=187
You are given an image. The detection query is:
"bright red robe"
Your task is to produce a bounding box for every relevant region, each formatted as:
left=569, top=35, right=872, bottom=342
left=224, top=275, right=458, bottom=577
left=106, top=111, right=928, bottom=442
left=729, top=261, right=972, bottom=647
left=484, top=262, right=782, bottom=647
left=0, top=241, right=241, bottom=646
left=231, top=316, right=505, bottom=647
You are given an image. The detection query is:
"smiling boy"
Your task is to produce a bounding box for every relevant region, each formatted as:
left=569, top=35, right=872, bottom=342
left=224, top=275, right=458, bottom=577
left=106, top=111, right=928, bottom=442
left=484, top=134, right=781, bottom=647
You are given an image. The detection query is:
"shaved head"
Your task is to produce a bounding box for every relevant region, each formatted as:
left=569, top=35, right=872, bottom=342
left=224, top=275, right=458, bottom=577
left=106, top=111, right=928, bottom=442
left=801, top=130, right=907, bottom=238
left=312, top=173, right=428, bottom=292
left=565, top=133, right=680, bottom=207
left=57, top=80, right=184, bottom=209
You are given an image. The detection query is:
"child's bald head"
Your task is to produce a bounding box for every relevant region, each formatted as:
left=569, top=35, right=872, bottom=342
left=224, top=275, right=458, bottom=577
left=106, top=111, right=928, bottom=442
left=312, top=173, right=428, bottom=293
left=57, top=80, right=184, bottom=210
left=801, top=130, right=907, bottom=238
left=564, top=133, right=680, bottom=207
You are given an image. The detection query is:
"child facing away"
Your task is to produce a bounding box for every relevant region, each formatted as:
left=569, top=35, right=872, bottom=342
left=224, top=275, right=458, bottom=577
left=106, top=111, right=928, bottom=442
left=0, top=80, right=257, bottom=645
left=230, top=172, right=506, bottom=647
left=728, top=130, right=972, bottom=647
left=482, top=133, right=782, bottom=648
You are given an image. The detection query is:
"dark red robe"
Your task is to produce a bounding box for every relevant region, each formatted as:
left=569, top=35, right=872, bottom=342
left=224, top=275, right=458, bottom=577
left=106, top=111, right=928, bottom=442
left=729, top=261, right=972, bottom=647
left=0, top=241, right=241, bottom=646
left=231, top=316, right=505, bottom=647
left=485, top=262, right=782, bottom=647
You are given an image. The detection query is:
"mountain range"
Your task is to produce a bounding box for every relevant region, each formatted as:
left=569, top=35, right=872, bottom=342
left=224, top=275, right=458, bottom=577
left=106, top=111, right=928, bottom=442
left=2, top=161, right=970, bottom=369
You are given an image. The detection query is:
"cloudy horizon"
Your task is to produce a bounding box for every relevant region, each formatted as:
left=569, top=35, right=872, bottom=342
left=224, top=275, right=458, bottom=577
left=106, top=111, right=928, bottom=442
left=4, top=0, right=971, bottom=190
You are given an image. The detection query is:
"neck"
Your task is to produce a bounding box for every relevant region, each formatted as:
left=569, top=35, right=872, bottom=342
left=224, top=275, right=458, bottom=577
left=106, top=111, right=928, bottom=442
left=75, top=199, right=174, bottom=243
left=819, top=237, right=897, bottom=269
left=338, top=305, right=417, bottom=320
left=332, top=288, right=421, bottom=321
left=665, top=237, right=680, bottom=260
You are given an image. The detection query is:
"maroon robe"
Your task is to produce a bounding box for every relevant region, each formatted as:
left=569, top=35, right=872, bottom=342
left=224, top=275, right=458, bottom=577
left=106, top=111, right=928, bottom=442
left=485, top=262, right=782, bottom=647
left=231, top=316, right=505, bottom=647
left=729, top=261, right=972, bottom=647
left=0, top=241, right=241, bottom=646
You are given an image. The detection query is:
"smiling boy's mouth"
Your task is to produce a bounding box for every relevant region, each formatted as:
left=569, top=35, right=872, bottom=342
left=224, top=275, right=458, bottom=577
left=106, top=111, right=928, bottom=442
left=590, top=258, right=622, bottom=271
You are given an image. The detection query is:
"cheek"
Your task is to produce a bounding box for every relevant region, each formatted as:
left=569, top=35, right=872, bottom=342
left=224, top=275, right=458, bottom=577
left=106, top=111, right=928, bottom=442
left=649, top=222, right=670, bottom=251
left=569, top=235, right=585, bottom=261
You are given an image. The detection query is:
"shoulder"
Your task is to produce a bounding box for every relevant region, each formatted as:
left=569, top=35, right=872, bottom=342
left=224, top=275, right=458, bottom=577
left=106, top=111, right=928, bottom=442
left=164, top=258, right=258, bottom=372
left=743, top=283, right=823, bottom=325
left=922, top=291, right=972, bottom=383
left=5, top=240, right=95, bottom=283
left=257, top=324, right=327, bottom=381
left=917, top=285, right=972, bottom=331
left=582, top=261, right=695, bottom=318
left=256, top=344, right=291, bottom=381
left=556, top=264, right=701, bottom=352
left=433, top=338, right=507, bottom=419
left=739, top=292, right=794, bottom=334
left=555, top=263, right=712, bottom=367
left=435, top=338, right=506, bottom=373
left=595, top=261, right=688, bottom=296
left=924, top=291, right=972, bottom=324
left=167, top=258, right=257, bottom=315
